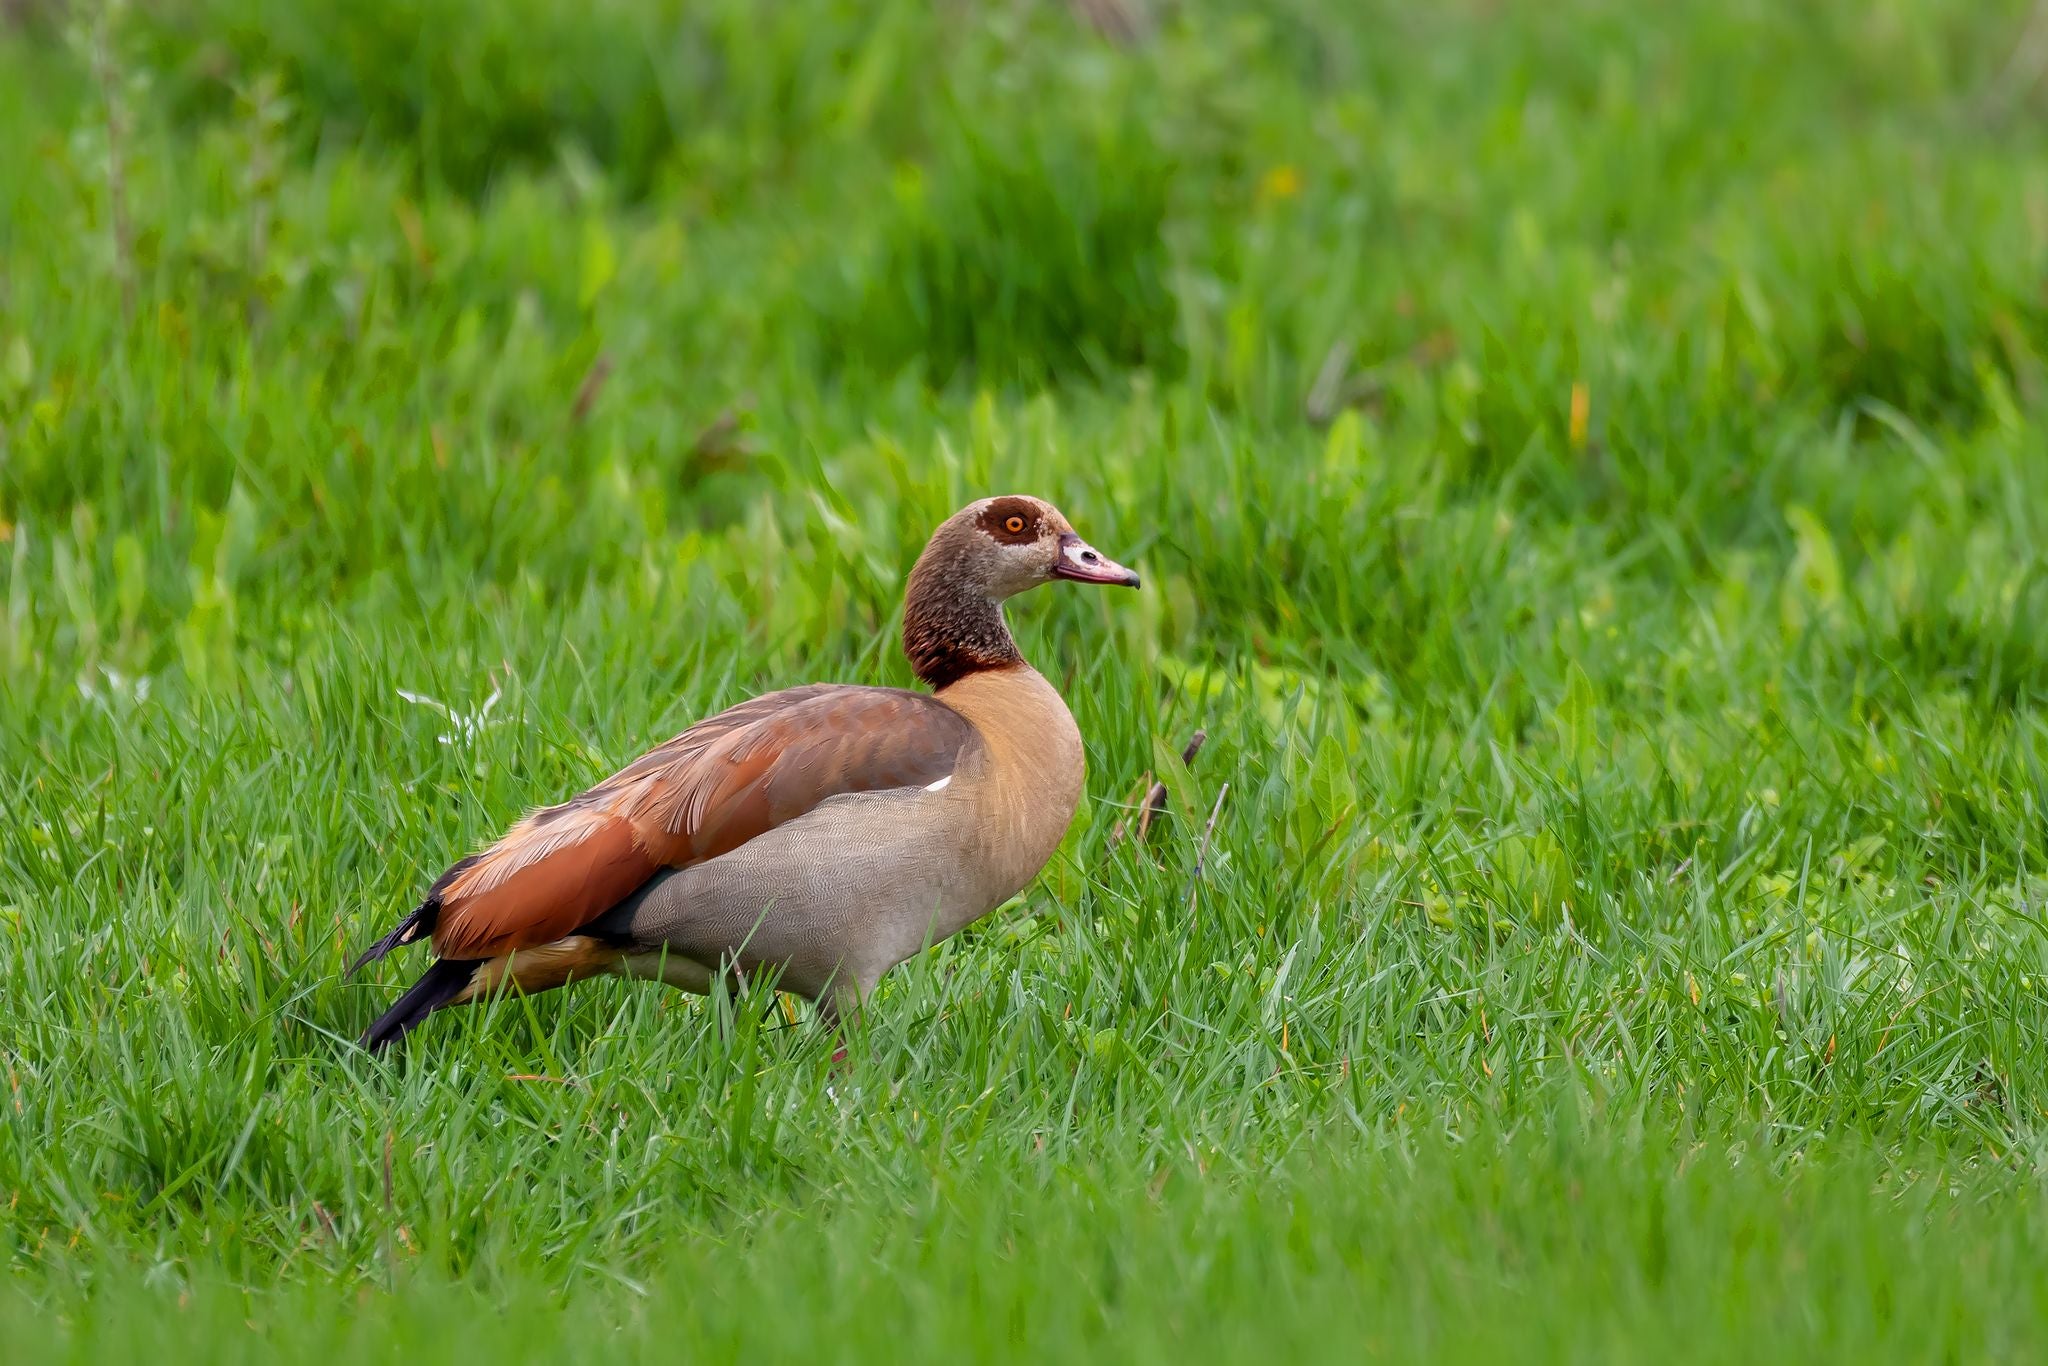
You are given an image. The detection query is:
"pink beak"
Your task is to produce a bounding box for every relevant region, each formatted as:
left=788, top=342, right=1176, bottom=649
left=1051, top=532, right=1141, bottom=588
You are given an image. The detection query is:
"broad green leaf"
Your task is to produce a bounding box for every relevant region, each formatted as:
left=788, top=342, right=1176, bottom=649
left=1553, top=660, right=1598, bottom=761
left=1782, top=505, right=1843, bottom=634
left=579, top=219, right=617, bottom=309
left=1307, top=730, right=1357, bottom=828
left=1150, top=732, right=1202, bottom=835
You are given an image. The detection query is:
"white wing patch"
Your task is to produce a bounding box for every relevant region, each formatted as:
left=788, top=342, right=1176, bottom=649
left=924, top=775, right=952, bottom=792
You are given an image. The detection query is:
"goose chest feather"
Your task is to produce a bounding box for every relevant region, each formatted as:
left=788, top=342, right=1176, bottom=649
left=350, top=495, right=1137, bottom=1051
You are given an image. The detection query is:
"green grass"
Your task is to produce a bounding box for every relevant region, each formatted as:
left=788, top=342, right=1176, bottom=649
left=4, top=0, right=2048, bottom=1358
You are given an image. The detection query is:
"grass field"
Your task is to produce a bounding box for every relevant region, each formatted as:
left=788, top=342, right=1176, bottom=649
left=5, top=0, right=2048, bottom=1358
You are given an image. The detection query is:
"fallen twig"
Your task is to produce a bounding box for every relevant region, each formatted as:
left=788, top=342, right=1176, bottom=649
left=1304, top=337, right=1355, bottom=426
left=1068, top=0, right=1147, bottom=45
left=1111, top=729, right=1206, bottom=849
left=1981, top=0, right=2048, bottom=119
left=1107, top=778, right=1149, bottom=847
left=1304, top=329, right=1456, bottom=426
left=1141, top=730, right=1207, bottom=841
left=1188, top=782, right=1230, bottom=914
left=688, top=408, right=744, bottom=462
left=571, top=353, right=613, bottom=422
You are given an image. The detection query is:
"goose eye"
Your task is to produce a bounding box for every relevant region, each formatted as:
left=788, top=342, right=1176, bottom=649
left=1004, top=515, right=1026, bottom=534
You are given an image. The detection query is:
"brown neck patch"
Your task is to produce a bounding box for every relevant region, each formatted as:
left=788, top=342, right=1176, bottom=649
left=902, top=529, right=1023, bottom=690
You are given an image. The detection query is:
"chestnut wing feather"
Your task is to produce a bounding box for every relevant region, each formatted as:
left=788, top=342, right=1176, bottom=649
left=427, top=685, right=977, bottom=960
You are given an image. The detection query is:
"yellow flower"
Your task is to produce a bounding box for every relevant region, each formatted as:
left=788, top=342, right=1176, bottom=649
left=1258, top=165, right=1303, bottom=203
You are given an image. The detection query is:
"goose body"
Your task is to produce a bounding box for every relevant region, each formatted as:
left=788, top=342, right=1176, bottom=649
left=352, top=496, right=1137, bottom=1050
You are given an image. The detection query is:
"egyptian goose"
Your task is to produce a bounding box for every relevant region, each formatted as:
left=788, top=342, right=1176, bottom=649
left=352, top=495, right=1139, bottom=1050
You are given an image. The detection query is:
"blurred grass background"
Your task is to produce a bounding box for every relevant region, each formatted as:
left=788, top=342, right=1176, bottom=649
left=4, top=0, right=2048, bottom=1358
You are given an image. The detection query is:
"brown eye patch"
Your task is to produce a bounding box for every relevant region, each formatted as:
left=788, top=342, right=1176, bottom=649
left=978, top=498, right=1040, bottom=544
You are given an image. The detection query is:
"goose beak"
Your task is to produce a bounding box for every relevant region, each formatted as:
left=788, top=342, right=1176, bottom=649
left=1052, top=532, right=1141, bottom=588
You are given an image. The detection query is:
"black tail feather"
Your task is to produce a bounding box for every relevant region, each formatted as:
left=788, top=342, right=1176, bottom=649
left=348, top=854, right=482, bottom=978
left=346, top=901, right=434, bottom=978
left=361, top=958, right=480, bottom=1053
